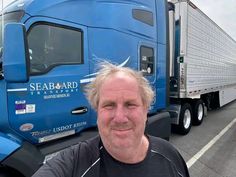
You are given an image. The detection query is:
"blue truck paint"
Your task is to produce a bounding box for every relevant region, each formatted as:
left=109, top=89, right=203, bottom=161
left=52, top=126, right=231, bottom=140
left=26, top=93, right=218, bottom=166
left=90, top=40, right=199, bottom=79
left=0, top=0, right=171, bottom=176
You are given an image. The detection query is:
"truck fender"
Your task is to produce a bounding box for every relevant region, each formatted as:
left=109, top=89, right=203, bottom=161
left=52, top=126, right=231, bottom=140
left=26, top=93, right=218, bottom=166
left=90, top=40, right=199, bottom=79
left=1, top=141, right=44, bottom=177
left=0, top=133, right=20, bottom=161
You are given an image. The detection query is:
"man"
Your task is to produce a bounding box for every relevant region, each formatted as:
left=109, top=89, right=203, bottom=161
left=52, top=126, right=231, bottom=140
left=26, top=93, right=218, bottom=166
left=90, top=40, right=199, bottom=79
left=32, top=62, right=189, bottom=177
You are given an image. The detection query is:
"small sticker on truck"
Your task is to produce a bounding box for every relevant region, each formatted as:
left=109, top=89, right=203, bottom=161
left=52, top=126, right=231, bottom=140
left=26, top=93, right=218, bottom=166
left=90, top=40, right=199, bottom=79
left=26, top=104, right=36, bottom=113
left=15, top=100, right=36, bottom=114
left=15, top=100, right=26, bottom=114
left=20, top=123, right=34, bottom=131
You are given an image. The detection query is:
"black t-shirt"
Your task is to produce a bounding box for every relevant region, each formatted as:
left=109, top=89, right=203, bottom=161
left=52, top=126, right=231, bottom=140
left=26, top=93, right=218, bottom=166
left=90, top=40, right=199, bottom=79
left=32, top=135, right=189, bottom=177
left=100, top=141, right=186, bottom=177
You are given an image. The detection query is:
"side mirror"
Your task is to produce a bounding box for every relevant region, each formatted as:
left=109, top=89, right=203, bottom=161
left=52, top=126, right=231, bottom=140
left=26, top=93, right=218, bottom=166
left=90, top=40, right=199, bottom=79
left=3, top=23, right=29, bottom=82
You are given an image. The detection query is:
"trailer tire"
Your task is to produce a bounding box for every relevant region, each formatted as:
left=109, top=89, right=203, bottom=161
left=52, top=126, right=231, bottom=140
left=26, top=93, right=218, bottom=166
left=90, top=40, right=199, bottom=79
left=192, top=100, right=204, bottom=126
left=173, top=103, right=192, bottom=135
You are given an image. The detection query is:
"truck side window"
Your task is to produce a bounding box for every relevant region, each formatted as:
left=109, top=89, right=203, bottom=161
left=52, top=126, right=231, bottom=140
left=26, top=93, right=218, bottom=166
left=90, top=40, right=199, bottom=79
left=28, top=23, right=83, bottom=74
left=132, top=9, right=153, bottom=26
left=140, top=46, right=154, bottom=75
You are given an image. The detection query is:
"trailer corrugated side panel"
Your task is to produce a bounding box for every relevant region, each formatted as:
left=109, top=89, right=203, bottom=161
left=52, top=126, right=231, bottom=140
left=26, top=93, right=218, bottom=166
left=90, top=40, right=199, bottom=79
left=175, top=0, right=236, bottom=98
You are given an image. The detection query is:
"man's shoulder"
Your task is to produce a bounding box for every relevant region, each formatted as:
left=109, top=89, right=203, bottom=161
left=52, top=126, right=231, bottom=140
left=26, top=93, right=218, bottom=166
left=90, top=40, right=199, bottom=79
left=59, top=135, right=101, bottom=174
left=70, top=135, right=101, bottom=155
left=56, top=135, right=101, bottom=165
left=32, top=136, right=101, bottom=177
left=149, top=135, right=174, bottom=150
left=149, top=135, right=189, bottom=176
left=148, top=135, right=182, bottom=162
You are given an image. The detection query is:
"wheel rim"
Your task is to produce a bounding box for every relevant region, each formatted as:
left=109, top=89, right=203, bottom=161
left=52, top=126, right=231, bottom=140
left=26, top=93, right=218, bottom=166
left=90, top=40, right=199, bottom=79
left=183, top=109, right=191, bottom=129
left=197, top=104, right=204, bottom=121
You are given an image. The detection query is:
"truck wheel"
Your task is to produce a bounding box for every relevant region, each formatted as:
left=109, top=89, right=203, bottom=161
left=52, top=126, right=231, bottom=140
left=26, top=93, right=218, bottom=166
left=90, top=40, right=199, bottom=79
left=192, top=100, right=204, bottom=125
left=173, top=103, right=192, bottom=135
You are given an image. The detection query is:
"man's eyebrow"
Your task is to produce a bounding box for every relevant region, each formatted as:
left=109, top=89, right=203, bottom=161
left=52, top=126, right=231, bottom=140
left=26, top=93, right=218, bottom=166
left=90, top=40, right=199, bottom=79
left=100, top=100, right=115, bottom=105
left=125, top=98, right=140, bottom=102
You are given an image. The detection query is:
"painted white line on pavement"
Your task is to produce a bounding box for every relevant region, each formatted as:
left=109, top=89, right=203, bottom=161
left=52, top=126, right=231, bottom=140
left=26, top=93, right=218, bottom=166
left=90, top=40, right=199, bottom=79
left=187, top=117, right=236, bottom=168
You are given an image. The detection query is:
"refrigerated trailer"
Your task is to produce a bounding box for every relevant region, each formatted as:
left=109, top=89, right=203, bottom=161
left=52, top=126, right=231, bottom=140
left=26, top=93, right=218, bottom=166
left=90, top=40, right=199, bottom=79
left=168, top=0, right=236, bottom=134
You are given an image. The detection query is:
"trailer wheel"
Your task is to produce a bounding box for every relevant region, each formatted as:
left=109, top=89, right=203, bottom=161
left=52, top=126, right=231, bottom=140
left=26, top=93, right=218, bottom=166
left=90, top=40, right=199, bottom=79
left=173, top=103, right=192, bottom=135
left=192, top=100, right=204, bottom=125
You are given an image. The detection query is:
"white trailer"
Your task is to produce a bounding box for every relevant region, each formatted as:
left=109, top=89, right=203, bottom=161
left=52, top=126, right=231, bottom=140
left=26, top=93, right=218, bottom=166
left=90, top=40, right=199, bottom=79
left=169, top=0, right=236, bottom=134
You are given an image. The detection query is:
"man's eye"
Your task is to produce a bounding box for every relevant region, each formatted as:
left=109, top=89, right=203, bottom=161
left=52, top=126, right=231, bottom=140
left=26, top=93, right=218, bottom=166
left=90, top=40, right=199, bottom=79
left=103, top=104, right=114, bottom=109
left=126, top=103, right=137, bottom=108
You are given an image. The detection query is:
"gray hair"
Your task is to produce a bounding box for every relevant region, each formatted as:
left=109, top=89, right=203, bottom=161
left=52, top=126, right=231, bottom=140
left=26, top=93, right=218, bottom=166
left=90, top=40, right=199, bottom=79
left=84, top=62, right=154, bottom=110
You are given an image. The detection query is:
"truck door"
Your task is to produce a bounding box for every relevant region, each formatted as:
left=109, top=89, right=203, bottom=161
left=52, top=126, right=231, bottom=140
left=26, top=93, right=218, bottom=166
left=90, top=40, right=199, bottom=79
left=6, top=21, right=94, bottom=144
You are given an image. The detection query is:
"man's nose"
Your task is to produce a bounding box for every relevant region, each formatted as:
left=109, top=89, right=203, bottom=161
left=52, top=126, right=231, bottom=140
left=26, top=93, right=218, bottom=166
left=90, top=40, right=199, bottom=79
left=113, top=105, right=128, bottom=123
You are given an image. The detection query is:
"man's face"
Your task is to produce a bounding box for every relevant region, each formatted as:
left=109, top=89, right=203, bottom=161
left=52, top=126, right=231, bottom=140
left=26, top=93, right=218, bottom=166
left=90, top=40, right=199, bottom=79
left=97, top=72, right=148, bottom=150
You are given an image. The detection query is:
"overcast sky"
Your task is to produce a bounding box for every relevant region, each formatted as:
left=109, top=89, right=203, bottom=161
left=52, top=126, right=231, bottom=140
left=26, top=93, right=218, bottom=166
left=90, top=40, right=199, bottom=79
left=1, top=0, right=236, bottom=40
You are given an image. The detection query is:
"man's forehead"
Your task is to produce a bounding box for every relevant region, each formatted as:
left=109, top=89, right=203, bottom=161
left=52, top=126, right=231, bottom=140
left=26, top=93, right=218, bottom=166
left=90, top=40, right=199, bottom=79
left=101, top=79, right=139, bottom=92
left=100, top=74, right=140, bottom=94
left=104, top=72, right=137, bottom=84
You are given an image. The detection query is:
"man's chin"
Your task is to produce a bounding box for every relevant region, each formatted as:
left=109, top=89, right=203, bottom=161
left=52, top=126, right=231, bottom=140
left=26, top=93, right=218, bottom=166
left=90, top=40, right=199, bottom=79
left=111, top=132, right=134, bottom=148
left=112, top=129, right=132, bottom=138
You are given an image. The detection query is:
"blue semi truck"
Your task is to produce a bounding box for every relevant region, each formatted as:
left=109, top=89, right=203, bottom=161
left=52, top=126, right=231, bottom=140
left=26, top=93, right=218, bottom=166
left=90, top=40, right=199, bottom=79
left=1, top=0, right=236, bottom=176
left=0, top=0, right=171, bottom=176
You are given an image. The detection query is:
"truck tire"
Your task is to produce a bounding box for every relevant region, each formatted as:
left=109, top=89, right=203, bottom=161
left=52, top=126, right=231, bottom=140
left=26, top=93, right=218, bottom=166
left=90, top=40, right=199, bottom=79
left=173, top=103, right=192, bottom=135
left=192, top=100, right=204, bottom=125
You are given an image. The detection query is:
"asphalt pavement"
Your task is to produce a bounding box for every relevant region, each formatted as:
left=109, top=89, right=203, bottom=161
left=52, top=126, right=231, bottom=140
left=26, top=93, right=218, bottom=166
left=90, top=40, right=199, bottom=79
left=170, top=100, right=236, bottom=177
